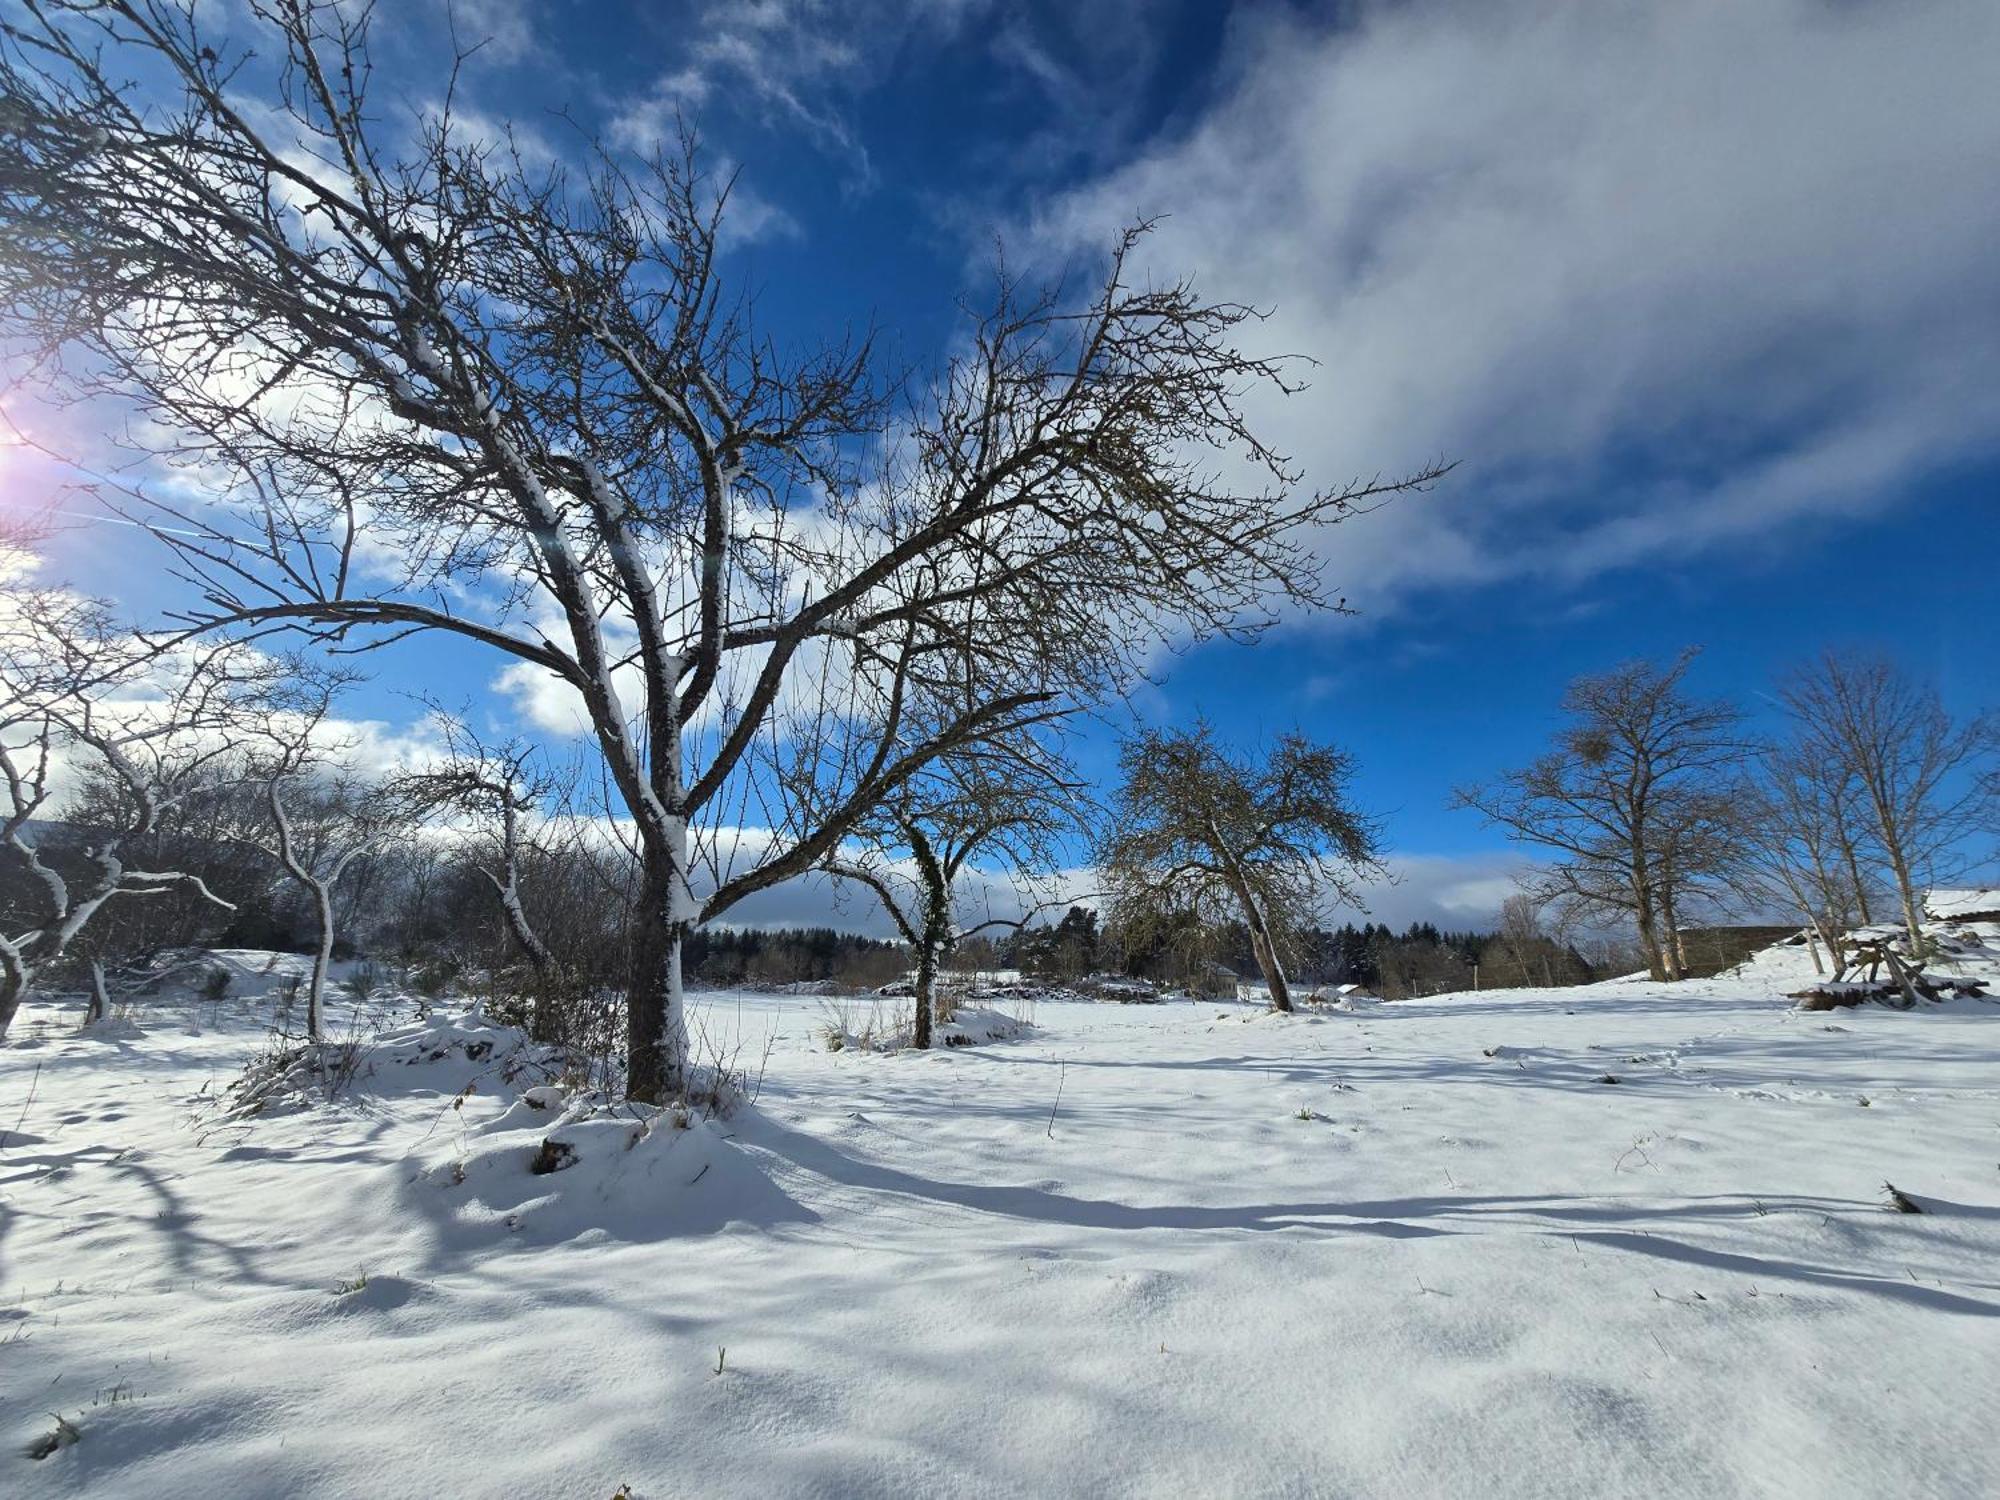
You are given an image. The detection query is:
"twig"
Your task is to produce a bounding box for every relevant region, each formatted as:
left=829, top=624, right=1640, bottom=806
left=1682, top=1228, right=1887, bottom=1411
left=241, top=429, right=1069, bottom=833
left=1882, top=1181, right=1923, bottom=1214
left=1046, top=1061, right=1066, bottom=1139
left=2, top=1062, right=42, bottom=1154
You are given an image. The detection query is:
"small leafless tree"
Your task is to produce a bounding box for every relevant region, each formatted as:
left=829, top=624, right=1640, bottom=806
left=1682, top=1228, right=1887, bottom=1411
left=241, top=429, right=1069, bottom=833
left=394, top=719, right=557, bottom=980
left=1486, top=892, right=1551, bottom=987
left=391, top=719, right=628, bottom=1046
left=1778, top=651, right=1996, bottom=949
left=1451, top=651, right=1749, bottom=982
left=223, top=675, right=400, bottom=1042
left=1097, top=725, right=1381, bottom=1012
left=0, top=590, right=256, bottom=1032
left=822, top=737, right=1082, bottom=1047
left=0, top=1, right=1446, bottom=1098
left=1727, top=741, right=1882, bottom=973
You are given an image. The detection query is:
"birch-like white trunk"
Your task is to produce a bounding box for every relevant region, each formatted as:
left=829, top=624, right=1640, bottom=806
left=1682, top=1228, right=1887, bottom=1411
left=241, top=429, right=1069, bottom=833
left=306, top=879, right=336, bottom=1043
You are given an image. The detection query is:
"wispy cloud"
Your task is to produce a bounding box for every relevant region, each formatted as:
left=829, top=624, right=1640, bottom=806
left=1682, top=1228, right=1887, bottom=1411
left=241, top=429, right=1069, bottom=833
left=606, top=0, right=1169, bottom=197
left=605, top=0, right=884, bottom=180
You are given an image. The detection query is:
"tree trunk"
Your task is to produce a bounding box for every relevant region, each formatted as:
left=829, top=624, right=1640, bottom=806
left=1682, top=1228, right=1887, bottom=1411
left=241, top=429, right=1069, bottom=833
left=912, top=938, right=937, bottom=1051
left=0, top=944, right=27, bottom=1038
left=495, top=875, right=558, bottom=1042
left=1839, top=835, right=1873, bottom=925
left=1628, top=833, right=1669, bottom=982
left=1803, top=919, right=1825, bottom=976
left=499, top=888, right=554, bottom=976
left=84, top=959, right=109, bottom=1026
left=906, top=826, right=958, bottom=1050
left=626, top=837, right=691, bottom=1103
left=1656, top=868, right=1686, bottom=982
left=1886, top=851, right=1924, bottom=953
left=1632, top=897, right=1668, bottom=983
left=307, top=880, right=335, bottom=1043
left=1245, top=906, right=1292, bottom=1011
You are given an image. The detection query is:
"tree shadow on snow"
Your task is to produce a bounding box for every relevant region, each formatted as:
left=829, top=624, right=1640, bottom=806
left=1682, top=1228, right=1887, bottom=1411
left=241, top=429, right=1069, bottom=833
left=735, top=1114, right=2000, bottom=1319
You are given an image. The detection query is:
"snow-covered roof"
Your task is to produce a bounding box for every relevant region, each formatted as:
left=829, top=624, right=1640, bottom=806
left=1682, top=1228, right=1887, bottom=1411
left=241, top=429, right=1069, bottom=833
left=1926, top=888, right=2000, bottom=921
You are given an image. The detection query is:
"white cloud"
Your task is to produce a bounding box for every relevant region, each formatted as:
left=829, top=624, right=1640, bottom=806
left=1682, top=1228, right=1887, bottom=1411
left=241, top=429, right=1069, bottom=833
left=1347, top=851, right=1533, bottom=932
left=1032, top=0, right=2000, bottom=607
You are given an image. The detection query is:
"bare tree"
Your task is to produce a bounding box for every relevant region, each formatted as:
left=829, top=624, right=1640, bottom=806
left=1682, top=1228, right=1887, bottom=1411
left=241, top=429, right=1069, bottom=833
left=1451, top=651, right=1748, bottom=982
left=389, top=719, right=635, bottom=1045
left=0, top=590, right=253, bottom=1032
left=1778, top=651, right=1996, bottom=949
left=1728, top=741, right=1882, bottom=974
left=222, top=674, right=400, bottom=1042
left=394, top=719, right=558, bottom=981
left=1648, top=782, right=1741, bottom=974
left=1098, top=725, right=1381, bottom=1012
left=823, top=738, right=1082, bottom=1048
left=1488, top=892, right=1553, bottom=987
left=0, top=1, right=1446, bottom=1098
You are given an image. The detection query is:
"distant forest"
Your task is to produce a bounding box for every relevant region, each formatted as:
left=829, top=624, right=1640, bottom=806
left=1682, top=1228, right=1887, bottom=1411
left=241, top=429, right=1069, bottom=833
left=623, top=912, right=1607, bottom=1000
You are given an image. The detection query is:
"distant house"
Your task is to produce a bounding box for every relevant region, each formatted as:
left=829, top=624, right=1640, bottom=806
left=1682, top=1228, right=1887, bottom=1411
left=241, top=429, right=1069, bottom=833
left=1674, top=926, right=1805, bottom=978
left=1190, top=960, right=1238, bottom=998
left=1235, top=979, right=1380, bottom=1005
left=1310, top=982, right=1379, bottom=1005
left=1926, top=888, right=2000, bottom=925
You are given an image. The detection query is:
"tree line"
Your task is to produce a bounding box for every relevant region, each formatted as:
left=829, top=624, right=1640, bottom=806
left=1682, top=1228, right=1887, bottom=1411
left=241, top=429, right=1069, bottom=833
left=1019, top=912, right=1600, bottom=1001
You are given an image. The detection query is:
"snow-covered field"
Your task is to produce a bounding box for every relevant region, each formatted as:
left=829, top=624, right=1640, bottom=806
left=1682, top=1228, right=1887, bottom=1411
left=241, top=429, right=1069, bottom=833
left=5, top=940, right=1999, bottom=1498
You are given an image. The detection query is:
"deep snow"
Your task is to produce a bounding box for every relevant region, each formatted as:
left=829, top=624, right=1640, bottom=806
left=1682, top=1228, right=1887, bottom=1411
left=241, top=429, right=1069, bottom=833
left=4, top=936, right=1998, bottom=1498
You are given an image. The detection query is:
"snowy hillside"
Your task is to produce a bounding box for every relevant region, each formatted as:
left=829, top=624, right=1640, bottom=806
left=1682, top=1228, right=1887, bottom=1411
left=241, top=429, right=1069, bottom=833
left=4, top=939, right=1998, bottom=1498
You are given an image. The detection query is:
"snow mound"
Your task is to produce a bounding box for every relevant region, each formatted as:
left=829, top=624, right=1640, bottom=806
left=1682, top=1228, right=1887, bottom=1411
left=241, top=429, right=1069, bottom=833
left=375, top=1007, right=553, bottom=1084
left=411, top=1095, right=813, bottom=1246
left=1071, top=976, right=1168, bottom=1004
left=937, top=1005, right=1035, bottom=1046
left=138, top=946, right=317, bottom=1001
left=223, top=1007, right=557, bottom=1117
left=817, top=997, right=1038, bottom=1051
left=76, top=1013, right=146, bottom=1040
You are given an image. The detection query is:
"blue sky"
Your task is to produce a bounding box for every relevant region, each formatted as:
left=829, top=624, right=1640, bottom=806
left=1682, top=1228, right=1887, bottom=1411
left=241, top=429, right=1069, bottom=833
left=13, top=0, right=2000, bottom=930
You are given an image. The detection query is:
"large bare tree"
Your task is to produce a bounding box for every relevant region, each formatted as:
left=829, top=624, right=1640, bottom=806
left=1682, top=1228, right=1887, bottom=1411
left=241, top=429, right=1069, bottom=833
left=1778, top=651, right=1995, bottom=950
left=1452, top=652, right=1748, bottom=982
left=1097, top=725, right=1381, bottom=1012
left=0, top=0, right=1443, bottom=1096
